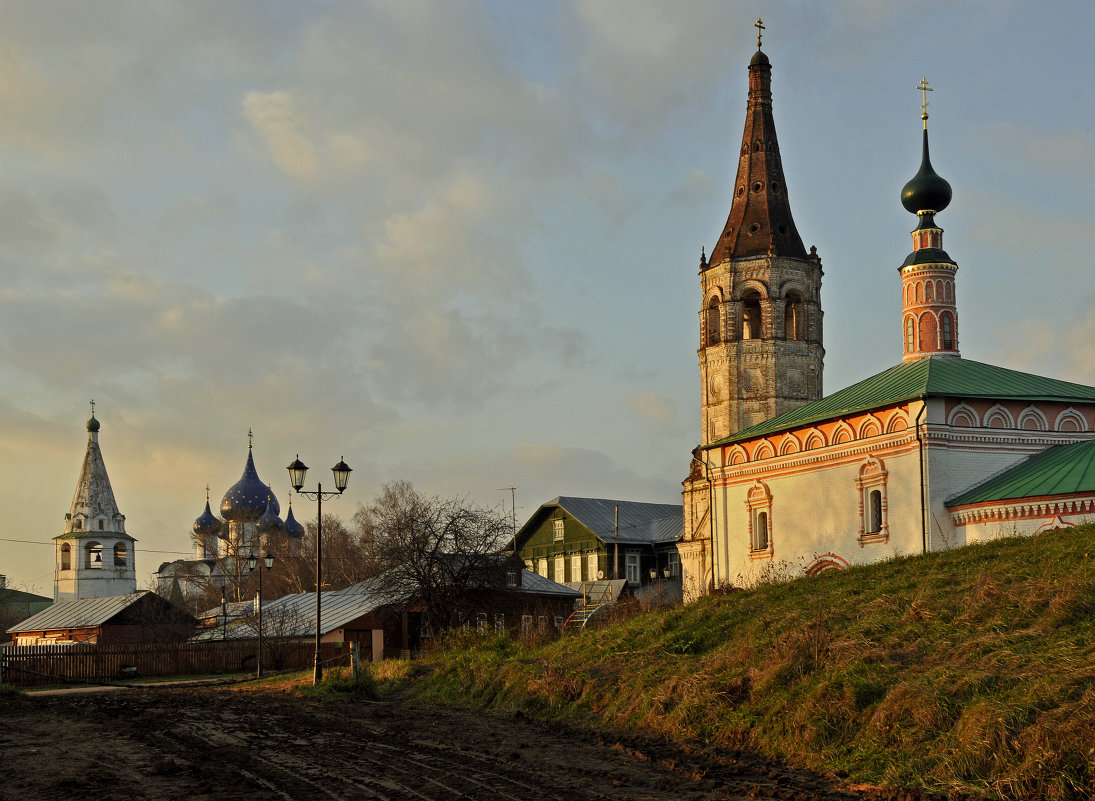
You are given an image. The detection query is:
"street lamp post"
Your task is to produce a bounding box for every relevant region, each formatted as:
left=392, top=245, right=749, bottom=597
left=287, top=455, right=352, bottom=686
left=247, top=551, right=275, bottom=678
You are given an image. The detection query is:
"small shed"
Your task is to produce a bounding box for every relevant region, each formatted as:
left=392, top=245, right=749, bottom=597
left=6, top=591, right=196, bottom=646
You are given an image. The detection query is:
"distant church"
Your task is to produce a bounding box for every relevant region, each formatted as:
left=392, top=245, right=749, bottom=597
left=679, top=25, right=1095, bottom=600
left=54, top=407, right=137, bottom=601
left=154, top=435, right=304, bottom=606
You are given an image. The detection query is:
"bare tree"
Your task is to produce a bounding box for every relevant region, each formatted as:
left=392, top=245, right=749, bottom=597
left=361, top=481, right=512, bottom=633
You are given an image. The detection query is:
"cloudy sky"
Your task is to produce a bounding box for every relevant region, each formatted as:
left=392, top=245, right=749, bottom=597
left=3, top=0, right=1095, bottom=594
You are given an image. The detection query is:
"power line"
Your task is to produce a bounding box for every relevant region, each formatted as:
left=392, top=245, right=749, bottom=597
left=0, top=537, right=192, bottom=556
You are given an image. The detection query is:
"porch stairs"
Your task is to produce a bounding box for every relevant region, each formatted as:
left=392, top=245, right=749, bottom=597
left=562, top=580, right=618, bottom=632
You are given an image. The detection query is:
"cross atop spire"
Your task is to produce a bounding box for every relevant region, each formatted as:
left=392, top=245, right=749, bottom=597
left=89, top=399, right=95, bottom=417
left=916, top=77, right=933, bottom=128
left=248, top=427, right=253, bottom=449
left=755, top=18, right=765, bottom=49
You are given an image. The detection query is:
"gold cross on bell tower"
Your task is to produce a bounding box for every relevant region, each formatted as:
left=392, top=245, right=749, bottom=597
left=755, top=18, right=765, bottom=49
left=916, top=77, right=933, bottom=128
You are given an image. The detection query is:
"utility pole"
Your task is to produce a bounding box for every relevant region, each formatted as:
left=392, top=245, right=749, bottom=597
left=497, top=486, right=518, bottom=554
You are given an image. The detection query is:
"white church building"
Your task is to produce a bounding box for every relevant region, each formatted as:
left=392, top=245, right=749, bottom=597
left=678, top=31, right=1095, bottom=599
left=53, top=408, right=138, bottom=601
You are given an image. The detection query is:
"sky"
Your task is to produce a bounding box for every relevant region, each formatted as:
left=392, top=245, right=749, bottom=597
left=3, top=0, right=1095, bottom=595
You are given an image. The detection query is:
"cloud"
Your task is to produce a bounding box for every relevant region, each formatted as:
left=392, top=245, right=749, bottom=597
left=242, top=91, right=320, bottom=181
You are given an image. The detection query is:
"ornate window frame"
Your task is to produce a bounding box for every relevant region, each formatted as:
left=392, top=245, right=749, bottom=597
left=745, top=481, right=774, bottom=560
left=855, top=456, right=889, bottom=545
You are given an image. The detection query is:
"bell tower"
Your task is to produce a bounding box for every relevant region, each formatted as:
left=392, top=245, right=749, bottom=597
left=697, top=22, right=824, bottom=444
left=54, top=405, right=138, bottom=601
left=681, top=23, right=824, bottom=600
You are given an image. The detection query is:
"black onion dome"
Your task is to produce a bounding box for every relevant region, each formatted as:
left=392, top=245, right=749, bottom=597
left=87, top=414, right=100, bottom=433
left=256, top=494, right=285, bottom=536
left=284, top=503, right=305, bottom=539
left=193, top=499, right=223, bottom=539
left=749, top=48, right=769, bottom=67
left=901, top=129, right=952, bottom=215
left=221, top=450, right=279, bottom=522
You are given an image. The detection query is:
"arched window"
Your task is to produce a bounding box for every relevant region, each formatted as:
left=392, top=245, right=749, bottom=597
left=86, top=542, right=103, bottom=569
left=941, top=313, right=953, bottom=349
left=905, top=317, right=915, bottom=352
left=98, top=519, right=104, bottom=531
left=945, top=281, right=953, bottom=302
left=915, top=282, right=922, bottom=303
left=706, top=297, right=721, bottom=346
left=925, top=281, right=934, bottom=302
left=868, top=490, right=882, bottom=534
left=60, top=543, right=71, bottom=571
left=754, top=511, right=769, bottom=550
left=742, top=292, right=762, bottom=340
left=113, top=543, right=127, bottom=567
left=784, top=296, right=801, bottom=340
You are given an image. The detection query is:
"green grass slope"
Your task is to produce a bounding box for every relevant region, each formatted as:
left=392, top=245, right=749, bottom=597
left=418, top=525, right=1095, bottom=800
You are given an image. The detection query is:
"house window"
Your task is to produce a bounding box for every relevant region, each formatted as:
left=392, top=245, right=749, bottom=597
left=113, top=542, right=127, bottom=567
left=552, top=519, right=564, bottom=541
left=477, top=612, right=488, bottom=632
left=554, top=557, right=565, bottom=584
left=506, top=571, right=517, bottom=587
left=587, top=553, right=599, bottom=580
left=60, top=543, right=71, bottom=571
left=856, top=457, right=889, bottom=543
left=745, top=481, right=773, bottom=557
left=521, top=615, right=533, bottom=634
left=667, top=552, right=680, bottom=578
left=75, top=518, right=82, bottom=530
left=86, top=542, right=103, bottom=569
left=495, top=613, right=505, bottom=632
left=98, top=519, right=104, bottom=531
left=554, top=616, right=564, bottom=630
left=570, top=554, right=582, bottom=582
left=625, top=552, right=640, bottom=585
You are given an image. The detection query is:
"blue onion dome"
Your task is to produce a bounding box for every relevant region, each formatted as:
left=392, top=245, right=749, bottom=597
left=193, top=499, right=223, bottom=539
left=284, top=501, right=305, bottom=540
left=221, top=449, right=279, bottom=522
left=901, top=129, right=952, bottom=215
left=87, top=414, right=100, bottom=433
left=256, top=492, right=285, bottom=537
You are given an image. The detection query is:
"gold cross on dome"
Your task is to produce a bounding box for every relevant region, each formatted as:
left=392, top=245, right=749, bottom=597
left=755, top=18, right=765, bottom=49
left=916, top=77, right=933, bottom=127
left=248, top=427, right=253, bottom=448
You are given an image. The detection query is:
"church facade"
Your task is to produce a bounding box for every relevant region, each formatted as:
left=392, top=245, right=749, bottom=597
left=679, top=34, right=1095, bottom=600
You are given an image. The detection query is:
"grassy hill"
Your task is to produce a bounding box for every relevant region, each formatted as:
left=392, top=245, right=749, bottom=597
left=417, top=525, right=1095, bottom=800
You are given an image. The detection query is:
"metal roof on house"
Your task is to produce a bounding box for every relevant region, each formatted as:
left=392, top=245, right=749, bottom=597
left=517, top=571, right=582, bottom=598
left=6, top=592, right=149, bottom=633
left=546, top=497, right=683, bottom=545
left=191, top=588, right=391, bottom=641
left=946, top=438, right=1095, bottom=507
left=705, top=356, right=1095, bottom=448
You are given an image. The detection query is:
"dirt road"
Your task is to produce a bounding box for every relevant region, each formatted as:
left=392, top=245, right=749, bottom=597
left=0, top=685, right=943, bottom=801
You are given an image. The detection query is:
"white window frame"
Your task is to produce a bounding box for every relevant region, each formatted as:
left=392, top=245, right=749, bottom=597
left=570, top=553, right=582, bottom=583
left=554, top=557, right=565, bottom=584
left=587, top=553, right=599, bottom=580
left=667, top=552, right=680, bottom=578
left=625, top=552, right=640, bottom=585
left=552, top=519, right=564, bottom=541
left=745, top=481, right=774, bottom=560
left=537, top=557, right=548, bottom=578
left=856, top=456, right=889, bottom=545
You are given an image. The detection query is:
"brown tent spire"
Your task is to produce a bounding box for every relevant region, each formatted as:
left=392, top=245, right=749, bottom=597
left=708, top=41, right=807, bottom=264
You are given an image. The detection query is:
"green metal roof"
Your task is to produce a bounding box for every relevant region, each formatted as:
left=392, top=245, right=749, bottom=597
left=947, top=438, right=1095, bottom=506
left=705, top=356, right=1095, bottom=448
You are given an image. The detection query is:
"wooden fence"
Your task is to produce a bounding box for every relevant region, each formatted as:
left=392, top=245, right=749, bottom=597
left=0, top=640, right=360, bottom=687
